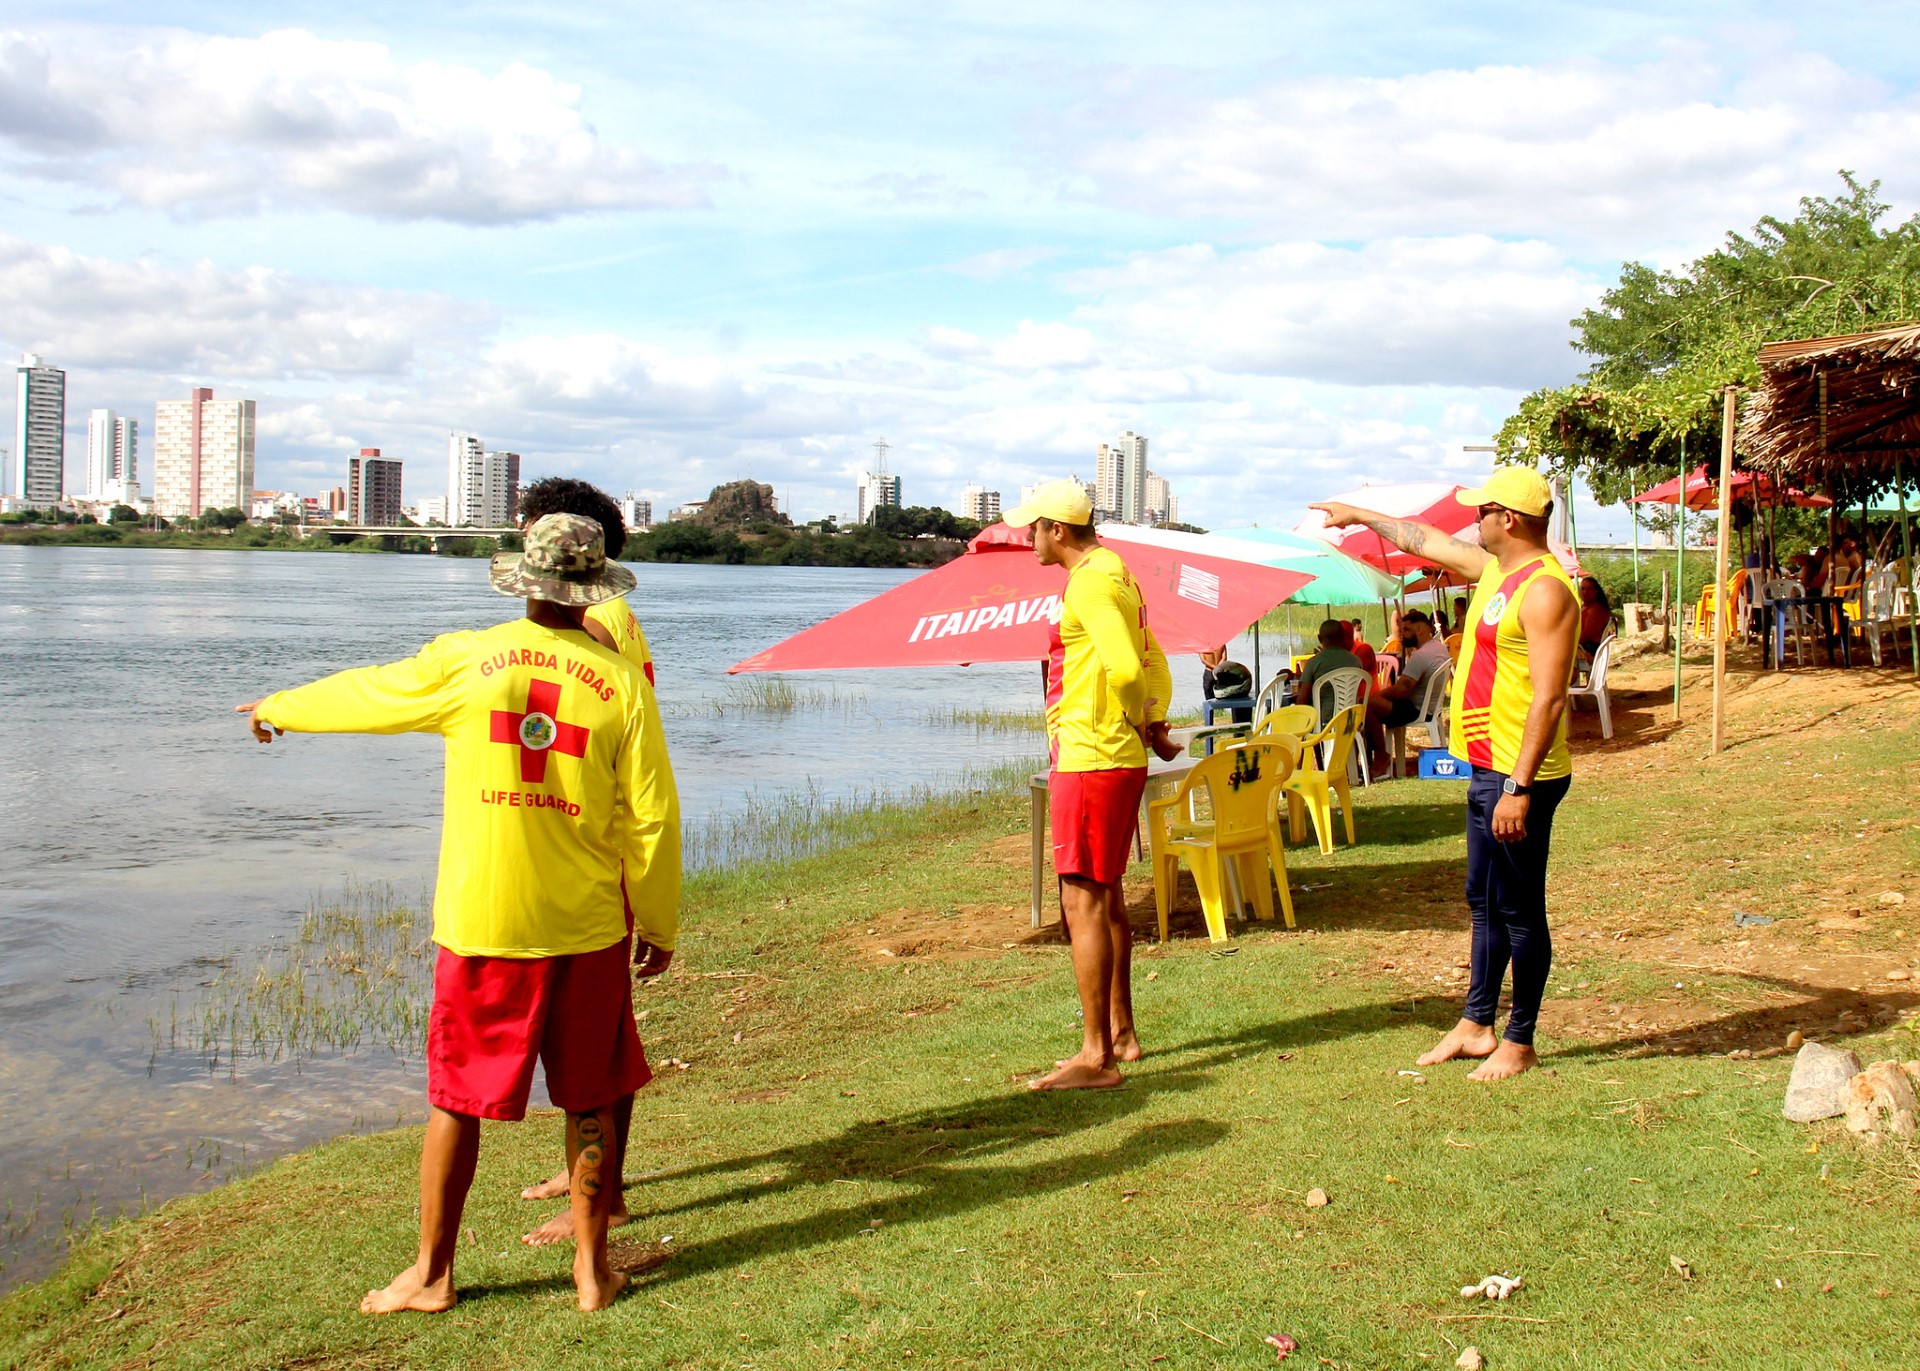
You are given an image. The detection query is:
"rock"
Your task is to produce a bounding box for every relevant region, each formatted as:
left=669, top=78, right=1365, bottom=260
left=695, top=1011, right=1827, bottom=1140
left=1843, top=1062, right=1920, bottom=1142
left=1878, top=891, right=1906, bottom=905
left=1456, top=1348, right=1486, bottom=1371
left=1305, top=1188, right=1330, bottom=1208
left=1888, top=969, right=1912, bottom=981
left=1783, top=1042, right=1864, bottom=1122
left=1786, top=1031, right=1804, bottom=1050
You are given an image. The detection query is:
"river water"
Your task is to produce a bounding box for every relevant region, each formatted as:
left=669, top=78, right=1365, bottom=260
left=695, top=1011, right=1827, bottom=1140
left=0, top=546, right=1238, bottom=1291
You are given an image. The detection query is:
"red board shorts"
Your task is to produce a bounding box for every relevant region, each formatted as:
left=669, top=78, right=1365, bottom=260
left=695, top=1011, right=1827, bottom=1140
left=427, top=937, right=650, bottom=1121
left=1050, top=765, right=1149, bottom=885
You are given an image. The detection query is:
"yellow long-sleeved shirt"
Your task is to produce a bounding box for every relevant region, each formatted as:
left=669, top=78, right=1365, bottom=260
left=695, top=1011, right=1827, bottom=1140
left=1045, top=544, right=1170, bottom=772
left=586, top=597, right=655, bottom=686
left=256, top=618, right=682, bottom=958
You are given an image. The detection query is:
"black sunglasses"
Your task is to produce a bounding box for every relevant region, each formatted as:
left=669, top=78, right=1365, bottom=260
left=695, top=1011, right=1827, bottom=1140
left=1476, top=504, right=1510, bottom=519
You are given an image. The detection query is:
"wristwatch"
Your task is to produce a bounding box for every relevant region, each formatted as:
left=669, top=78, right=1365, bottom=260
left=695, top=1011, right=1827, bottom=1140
left=1501, top=777, right=1531, bottom=796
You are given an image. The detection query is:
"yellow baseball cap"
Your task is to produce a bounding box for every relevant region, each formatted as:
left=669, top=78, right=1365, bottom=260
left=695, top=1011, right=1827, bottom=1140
left=1002, top=478, right=1094, bottom=528
left=1456, top=467, right=1553, bottom=517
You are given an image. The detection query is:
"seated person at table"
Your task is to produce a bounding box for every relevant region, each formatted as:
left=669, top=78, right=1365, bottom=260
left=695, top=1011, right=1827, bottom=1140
left=1830, top=532, right=1864, bottom=595
left=1200, top=646, right=1254, bottom=723
left=1295, top=620, right=1364, bottom=725
left=1364, top=609, right=1448, bottom=771
left=1346, top=620, right=1378, bottom=677
left=1577, top=576, right=1613, bottom=673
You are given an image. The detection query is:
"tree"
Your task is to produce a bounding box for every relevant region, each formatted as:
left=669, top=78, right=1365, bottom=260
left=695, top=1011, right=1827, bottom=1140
left=106, top=503, right=140, bottom=525
left=1497, top=173, right=1920, bottom=503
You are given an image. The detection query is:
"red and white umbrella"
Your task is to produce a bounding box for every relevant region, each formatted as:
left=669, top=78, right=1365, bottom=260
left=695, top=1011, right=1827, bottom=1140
left=1631, top=465, right=1830, bottom=510
left=1291, top=482, right=1478, bottom=577
left=728, top=524, right=1312, bottom=673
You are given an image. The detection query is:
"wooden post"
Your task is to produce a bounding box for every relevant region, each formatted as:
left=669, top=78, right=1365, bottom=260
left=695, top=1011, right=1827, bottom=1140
left=1673, top=439, right=1686, bottom=721
left=1902, top=458, right=1918, bottom=678
left=1710, top=388, right=1736, bottom=755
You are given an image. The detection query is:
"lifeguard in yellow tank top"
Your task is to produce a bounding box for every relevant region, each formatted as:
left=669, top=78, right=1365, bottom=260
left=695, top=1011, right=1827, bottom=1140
left=1450, top=554, right=1577, bottom=780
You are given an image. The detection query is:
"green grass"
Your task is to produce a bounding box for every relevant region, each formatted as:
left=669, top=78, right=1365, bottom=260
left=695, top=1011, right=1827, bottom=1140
left=5, top=675, right=1919, bottom=1369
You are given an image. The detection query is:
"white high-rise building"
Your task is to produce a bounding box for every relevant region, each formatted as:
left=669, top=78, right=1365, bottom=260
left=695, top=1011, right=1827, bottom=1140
left=858, top=471, right=901, bottom=523
left=1095, top=430, right=1148, bottom=524
left=617, top=494, right=653, bottom=532
left=446, top=432, right=485, bottom=526
left=152, top=388, right=255, bottom=519
left=13, top=353, right=65, bottom=507
left=86, top=409, right=141, bottom=504
left=961, top=485, right=1001, bottom=523
left=446, top=432, right=519, bottom=526
left=1143, top=471, right=1178, bottom=526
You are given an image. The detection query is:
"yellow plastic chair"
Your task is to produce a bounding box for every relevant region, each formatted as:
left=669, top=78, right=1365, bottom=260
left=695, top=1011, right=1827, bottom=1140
left=1254, top=703, right=1318, bottom=741
left=1691, top=577, right=1730, bottom=640
left=1280, top=703, right=1364, bottom=856
left=1148, top=740, right=1297, bottom=943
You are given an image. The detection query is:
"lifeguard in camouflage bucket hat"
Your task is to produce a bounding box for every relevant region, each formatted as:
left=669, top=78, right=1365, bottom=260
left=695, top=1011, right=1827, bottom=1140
left=233, top=502, right=680, bottom=1316
left=491, top=512, right=637, bottom=606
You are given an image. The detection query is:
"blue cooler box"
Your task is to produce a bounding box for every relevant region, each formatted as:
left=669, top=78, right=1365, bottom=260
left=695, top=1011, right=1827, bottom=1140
left=1417, top=748, right=1466, bottom=779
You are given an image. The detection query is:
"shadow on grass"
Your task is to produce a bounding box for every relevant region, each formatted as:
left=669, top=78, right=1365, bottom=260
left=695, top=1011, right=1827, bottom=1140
left=1554, top=973, right=1920, bottom=1060
left=460, top=1081, right=1229, bottom=1301
left=1153, top=996, right=1459, bottom=1069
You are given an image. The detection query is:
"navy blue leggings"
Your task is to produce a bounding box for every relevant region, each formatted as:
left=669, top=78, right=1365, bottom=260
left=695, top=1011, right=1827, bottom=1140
left=1462, top=769, right=1571, bottom=1046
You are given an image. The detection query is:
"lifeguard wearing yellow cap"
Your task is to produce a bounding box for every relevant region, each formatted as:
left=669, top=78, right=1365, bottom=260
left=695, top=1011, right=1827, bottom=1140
left=1003, top=479, right=1095, bottom=528
left=1455, top=467, right=1554, bottom=518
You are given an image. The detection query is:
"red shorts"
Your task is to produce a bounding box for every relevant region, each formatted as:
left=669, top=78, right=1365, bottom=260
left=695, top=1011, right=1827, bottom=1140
left=427, top=938, right=650, bottom=1121
left=1049, top=766, right=1149, bottom=885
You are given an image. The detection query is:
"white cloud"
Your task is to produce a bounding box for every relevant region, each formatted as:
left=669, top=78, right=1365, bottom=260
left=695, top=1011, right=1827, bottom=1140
left=0, top=28, right=719, bottom=223
left=922, top=319, right=1099, bottom=371
left=0, top=235, right=490, bottom=378
left=1058, top=236, right=1599, bottom=389
left=1069, top=53, right=1920, bottom=250
left=945, top=246, right=1063, bottom=279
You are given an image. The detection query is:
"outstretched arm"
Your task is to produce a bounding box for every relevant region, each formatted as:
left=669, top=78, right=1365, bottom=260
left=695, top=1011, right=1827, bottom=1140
left=1312, top=501, right=1491, bottom=581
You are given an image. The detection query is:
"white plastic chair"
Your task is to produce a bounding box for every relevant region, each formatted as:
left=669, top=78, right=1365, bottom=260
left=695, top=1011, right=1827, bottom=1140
left=1766, top=579, right=1812, bottom=667
left=1390, top=661, right=1453, bottom=777
left=1312, top=667, right=1372, bottom=786
left=1861, top=567, right=1900, bottom=666
left=1252, top=670, right=1291, bottom=722
left=1567, top=635, right=1614, bottom=739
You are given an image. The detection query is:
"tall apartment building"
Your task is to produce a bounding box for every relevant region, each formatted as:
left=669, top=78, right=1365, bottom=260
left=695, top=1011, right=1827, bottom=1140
left=857, top=471, right=901, bottom=523
left=85, top=409, right=140, bottom=504
left=152, top=388, right=255, bottom=519
left=961, top=485, right=1002, bottom=523
left=1095, top=430, right=1148, bottom=525
left=1143, top=471, right=1177, bottom=526
left=445, top=432, right=518, bottom=526
left=13, top=354, right=65, bottom=506
left=327, top=486, right=348, bottom=516
left=617, top=494, right=653, bottom=532
left=348, top=448, right=404, bottom=526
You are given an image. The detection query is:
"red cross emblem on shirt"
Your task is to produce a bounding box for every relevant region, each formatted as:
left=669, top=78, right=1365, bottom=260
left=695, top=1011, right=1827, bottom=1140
left=489, top=678, right=591, bottom=784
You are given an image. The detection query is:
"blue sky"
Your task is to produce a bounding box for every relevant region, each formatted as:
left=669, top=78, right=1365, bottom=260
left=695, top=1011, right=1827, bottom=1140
left=4, top=3, right=1918, bottom=530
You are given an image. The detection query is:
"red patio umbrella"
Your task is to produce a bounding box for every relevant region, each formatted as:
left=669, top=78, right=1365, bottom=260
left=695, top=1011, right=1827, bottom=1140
left=1290, top=481, right=1479, bottom=576
left=1631, top=465, right=1830, bottom=509
left=727, top=523, right=1313, bottom=673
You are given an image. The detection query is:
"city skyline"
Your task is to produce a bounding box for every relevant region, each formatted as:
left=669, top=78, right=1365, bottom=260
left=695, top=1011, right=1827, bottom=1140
left=1, top=9, right=1907, bottom=537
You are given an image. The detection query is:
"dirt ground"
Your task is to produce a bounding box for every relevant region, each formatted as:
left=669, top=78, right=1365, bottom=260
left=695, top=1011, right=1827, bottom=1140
left=837, top=639, right=1920, bottom=1059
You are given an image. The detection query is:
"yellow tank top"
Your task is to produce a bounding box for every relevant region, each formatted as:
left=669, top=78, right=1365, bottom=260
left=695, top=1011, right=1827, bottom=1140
left=1449, top=553, right=1577, bottom=780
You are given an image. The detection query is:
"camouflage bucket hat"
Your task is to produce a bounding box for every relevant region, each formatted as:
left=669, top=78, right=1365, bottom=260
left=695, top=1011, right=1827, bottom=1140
left=489, top=513, right=637, bottom=606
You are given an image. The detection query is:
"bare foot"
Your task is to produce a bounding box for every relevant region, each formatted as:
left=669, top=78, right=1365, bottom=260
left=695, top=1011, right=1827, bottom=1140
left=1416, top=1019, right=1499, bottom=1066
left=523, top=1205, right=632, bottom=1247
left=1029, top=1061, right=1123, bottom=1090
left=1111, top=1027, right=1143, bottom=1062
left=359, top=1262, right=456, bottom=1315
left=521, top=1169, right=570, bottom=1201
left=1466, top=1041, right=1538, bottom=1082
left=575, top=1266, right=628, bottom=1312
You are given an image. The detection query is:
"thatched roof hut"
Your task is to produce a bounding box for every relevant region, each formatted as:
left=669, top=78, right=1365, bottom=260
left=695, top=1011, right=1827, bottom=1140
left=1745, top=322, right=1920, bottom=492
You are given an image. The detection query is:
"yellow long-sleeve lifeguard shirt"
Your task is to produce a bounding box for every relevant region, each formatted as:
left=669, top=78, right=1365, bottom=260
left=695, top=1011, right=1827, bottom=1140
left=587, top=597, right=655, bottom=685
left=255, top=619, right=682, bottom=959
left=1045, top=544, right=1171, bottom=772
